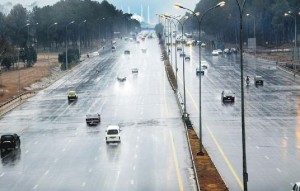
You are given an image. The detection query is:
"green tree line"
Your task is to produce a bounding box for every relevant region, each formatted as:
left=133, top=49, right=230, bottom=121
left=0, top=0, right=140, bottom=70
left=184, top=0, right=300, bottom=47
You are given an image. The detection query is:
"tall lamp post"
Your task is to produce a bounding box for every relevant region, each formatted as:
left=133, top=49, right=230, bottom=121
left=47, top=22, right=58, bottom=67
left=284, top=11, right=300, bottom=61
left=66, top=21, right=75, bottom=70
left=246, top=14, right=256, bottom=59
left=175, top=1, right=225, bottom=156
left=78, top=20, right=87, bottom=58
left=165, top=15, right=190, bottom=117
left=235, top=0, right=248, bottom=190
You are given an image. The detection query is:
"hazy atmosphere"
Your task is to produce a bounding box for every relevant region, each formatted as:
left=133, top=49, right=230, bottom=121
left=0, top=0, right=197, bottom=24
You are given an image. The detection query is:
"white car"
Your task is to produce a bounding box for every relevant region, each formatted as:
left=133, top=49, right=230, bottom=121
left=106, top=125, right=121, bottom=144
left=132, top=68, right=139, bottom=73
left=212, top=50, right=219, bottom=56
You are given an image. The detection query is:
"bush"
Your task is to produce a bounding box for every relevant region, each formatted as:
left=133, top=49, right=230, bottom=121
left=59, top=49, right=79, bottom=70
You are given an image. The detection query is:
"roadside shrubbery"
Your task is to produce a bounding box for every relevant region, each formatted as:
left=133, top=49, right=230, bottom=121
left=58, top=49, right=79, bottom=70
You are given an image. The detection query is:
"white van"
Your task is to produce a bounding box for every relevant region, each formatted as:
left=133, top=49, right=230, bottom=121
left=105, top=125, right=121, bottom=144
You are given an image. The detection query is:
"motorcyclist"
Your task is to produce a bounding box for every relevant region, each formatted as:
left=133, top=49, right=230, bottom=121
left=246, top=76, right=250, bottom=84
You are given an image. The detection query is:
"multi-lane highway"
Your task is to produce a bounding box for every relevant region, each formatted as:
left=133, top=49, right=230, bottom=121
left=174, top=43, right=300, bottom=190
left=0, top=34, right=197, bottom=191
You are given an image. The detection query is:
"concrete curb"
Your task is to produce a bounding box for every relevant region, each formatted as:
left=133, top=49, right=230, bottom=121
left=0, top=91, right=36, bottom=117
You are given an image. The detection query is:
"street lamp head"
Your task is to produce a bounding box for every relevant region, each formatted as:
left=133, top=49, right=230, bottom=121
left=284, top=13, right=289, bottom=16
left=288, top=10, right=292, bottom=14
left=71, top=21, right=75, bottom=24
left=84, top=20, right=87, bottom=23
left=195, top=12, right=200, bottom=16
left=216, top=1, right=225, bottom=7
left=184, top=15, right=189, bottom=20
left=54, top=22, right=58, bottom=25
left=246, top=13, right=250, bottom=16
left=174, top=3, right=183, bottom=9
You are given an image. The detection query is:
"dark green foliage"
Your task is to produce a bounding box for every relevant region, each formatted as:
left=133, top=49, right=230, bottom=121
left=185, top=0, right=300, bottom=46
left=59, top=49, right=79, bottom=70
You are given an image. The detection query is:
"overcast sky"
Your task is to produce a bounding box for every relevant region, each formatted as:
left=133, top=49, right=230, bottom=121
left=0, top=0, right=199, bottom=24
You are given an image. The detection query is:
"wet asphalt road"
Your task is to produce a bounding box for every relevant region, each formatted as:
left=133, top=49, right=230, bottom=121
left=173, top=44, right=300, bottom=190
left=0, top=34, right=197, bottom=191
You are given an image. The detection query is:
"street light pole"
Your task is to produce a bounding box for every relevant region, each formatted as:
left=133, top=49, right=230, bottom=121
left=78, top=20, right=87, bottom=59
left=235, top=0, right=248, bottom=190
left=246, top=14, right=256, bottom=59
left=284, top=11, right=300, bottom=61
left=175, top=1, right=225, bottom=156
left=47, top=22, right=58, bottom=69
left=66, top=21, right=75, bottom=70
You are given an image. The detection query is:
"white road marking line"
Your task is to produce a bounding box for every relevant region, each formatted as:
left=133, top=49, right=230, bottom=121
left=130, top=180, right=134, bottom=184
left=265, top=155, right=269, bottom=160
left=44, top=170, right=49, bottom=176
left=0, top=173, right=4, bottom=177
left=276, top=168, right=281, bottom=173
left=133, top=166, right=136, bottom=171
left=256, top=146, right=260, bottom=149
left=81, top=182, right=86, bottom=187
left=33, top=184, right=38, bottom=189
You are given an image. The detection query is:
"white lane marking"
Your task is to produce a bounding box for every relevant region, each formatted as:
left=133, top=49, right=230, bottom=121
left=94, top=157, right=98, bottom=161
left=89, top=169, right=92, bottom=173
left=276, top=168, right=281, bottom=173
left=33, top=184, right=38, bottom=189
left=34, top=141, right=38, bottom=145
left=0, top=173, right=4, bottom=177
left=44, top=170, right=49, bottom=176
left=265, top=155, right=269, bottom=160
left=135, top=145, right=139, bottom=148
left=255, top=146, right=260, bottom=149
left=81, top=182, right=86, bottom=187
left=133, top=166, right=136, bottom=171
left=130, top=180, right=134, bottom=184
left=134, top=154, right=137, bottom=159
left=25, top=150, right=29, bottom=154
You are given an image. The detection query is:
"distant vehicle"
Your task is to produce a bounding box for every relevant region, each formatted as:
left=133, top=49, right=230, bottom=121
left=230, top=48, right=238, bottom=53
left=201, top=43, right=206, bottom=47
left=185, top=55, right=191, bottom=61
left=186, top=41, right=193, bottom=46
left=180, top=52, right=186, bottom=57
left=117, top=76, right=126, bottom=81
left=106, top=125, right=121, bottom=144
left=67, top=91, right=78, bottom=101
left=112, top=40, right=116, bottom=44
left=86, top=114, right=101, bottom=126
left=132, top=68, right=139, bottom=73
left=201, top=65, right=208, bottom=69
left=224, top=48, right=231, bottom=54
left=0, top=134, right=20, bottom=153
left=216, top=49, right=223, bottom=54
left=212, top=50, right=219, bottom=56
left=92, top=51, right=99, bottom=56
left=196, top=67, right=204, bottom=75
left=221, top=90, right=235, bottom=102
left=293, top=182, right=300, bottom=191
left=177, top=47, right=182, bottom=51
left=254, top=76, right=263, bottom=85
left=124, top=50, right=130, bottom=54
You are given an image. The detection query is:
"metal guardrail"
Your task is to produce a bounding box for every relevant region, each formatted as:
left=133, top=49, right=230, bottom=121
left=0, top=91, right=36, bottom=116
